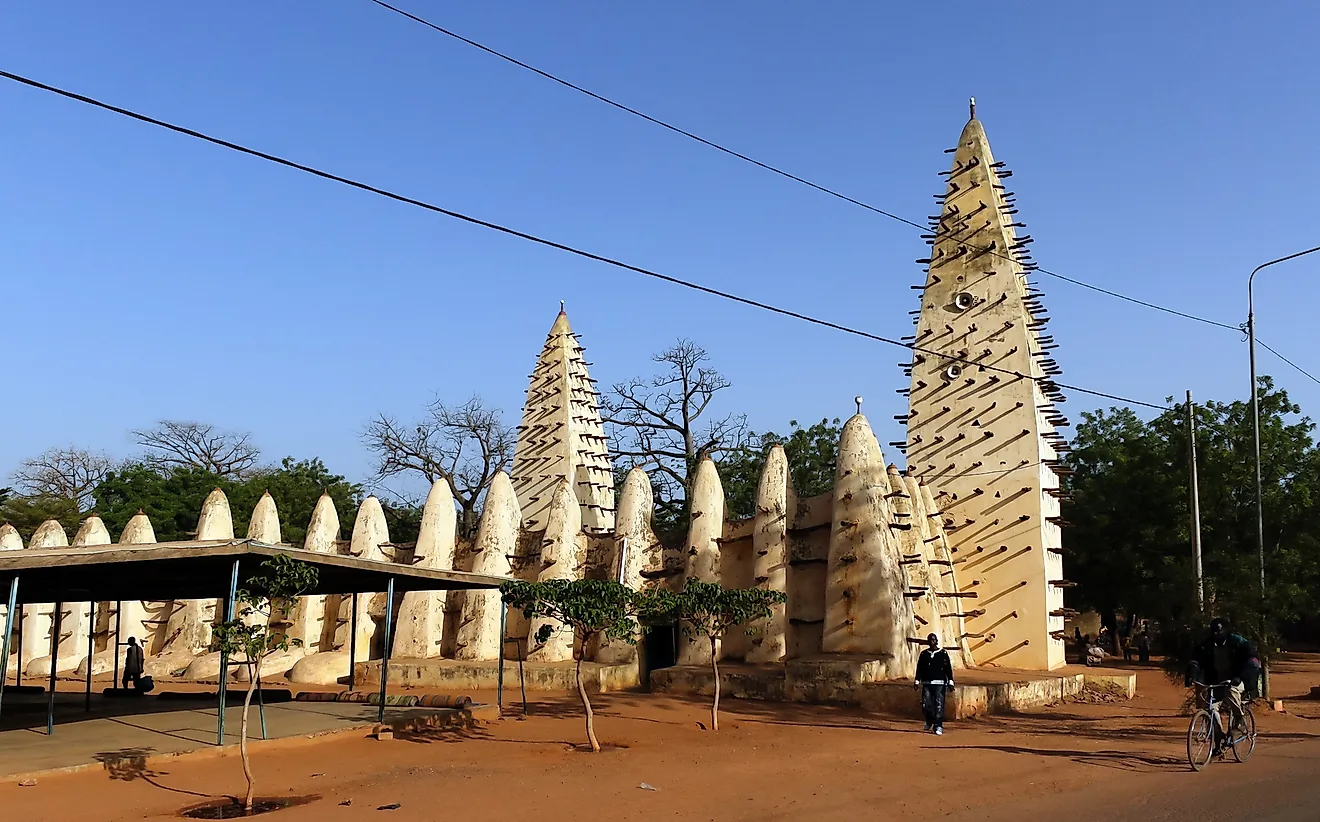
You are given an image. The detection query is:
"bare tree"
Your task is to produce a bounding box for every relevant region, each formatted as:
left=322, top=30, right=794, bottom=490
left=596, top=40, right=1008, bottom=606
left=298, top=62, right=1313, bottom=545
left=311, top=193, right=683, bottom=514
left=132, top=420, right=261, bottom=477
left=602, top=340, right=747, bottom=523
left=11, top=447, right=113, bottom=511
left=362, top=396, right=516, bottom=538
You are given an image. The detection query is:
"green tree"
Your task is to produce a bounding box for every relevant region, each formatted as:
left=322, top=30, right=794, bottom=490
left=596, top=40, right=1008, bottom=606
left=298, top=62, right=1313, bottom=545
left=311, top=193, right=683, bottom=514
left=719, top=418, right=842, bottom=519
left=230, top=458, right=363, bottom=546
left=646, top=580, right=786, bottom=730
left=1064, top=377, right=1320, bottom=658
left=95, top=464, right=229, bottom=541
left=95, top=459, right=360, bottom=545
left=211, top=555, right=318, bottom=813
left=500, top=579, right=645, bottom=752
left=1064, top=406, right=1191, bottom=634
left=0, top=493, right=81, bottom=541
left=378, top=497, right=424, bottom=547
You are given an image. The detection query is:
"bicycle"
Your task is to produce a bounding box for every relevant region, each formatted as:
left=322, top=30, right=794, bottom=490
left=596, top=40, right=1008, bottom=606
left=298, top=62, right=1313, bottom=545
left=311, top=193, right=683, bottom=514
left=1186, top=680, right=1256, bottom=771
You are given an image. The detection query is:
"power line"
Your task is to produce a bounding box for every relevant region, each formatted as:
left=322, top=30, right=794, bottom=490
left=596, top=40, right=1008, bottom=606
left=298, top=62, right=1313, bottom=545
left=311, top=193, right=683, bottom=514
left=365, top=0, right=1243, bottom=335
left=0, top=68, right=1171, bottom=414
left=1257, top=339, right=1320, bottom=387
left=1034, top=270, right=1237, bottom=331
left=372, top=0, right=1320, bottom=396
left=366, top=0, right=928, bottom=228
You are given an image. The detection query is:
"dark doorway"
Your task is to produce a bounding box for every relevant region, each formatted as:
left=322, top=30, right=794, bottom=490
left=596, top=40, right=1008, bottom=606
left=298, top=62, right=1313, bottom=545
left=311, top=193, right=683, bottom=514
left=640, top=622, right=678, bottom=690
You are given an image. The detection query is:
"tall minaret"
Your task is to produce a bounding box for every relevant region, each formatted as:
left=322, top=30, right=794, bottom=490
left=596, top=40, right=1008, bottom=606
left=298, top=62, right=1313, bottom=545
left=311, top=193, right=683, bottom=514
left=510, top=305, right=615, bottom=534
left=906, top=102, right=1068, bottom=671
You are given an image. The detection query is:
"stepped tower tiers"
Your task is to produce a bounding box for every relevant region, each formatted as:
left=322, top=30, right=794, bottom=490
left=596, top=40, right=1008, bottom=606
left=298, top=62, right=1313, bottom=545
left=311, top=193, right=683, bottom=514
left=905, top=102, right=1069, bottom=671
left=510, top=305, right=615, bottom=535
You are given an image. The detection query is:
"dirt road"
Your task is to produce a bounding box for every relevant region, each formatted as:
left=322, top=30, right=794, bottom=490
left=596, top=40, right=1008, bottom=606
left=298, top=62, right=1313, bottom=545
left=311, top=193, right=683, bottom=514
left=994, top=735, right=1320, bottom=821
left=2, top=659, right=1317, bottom=821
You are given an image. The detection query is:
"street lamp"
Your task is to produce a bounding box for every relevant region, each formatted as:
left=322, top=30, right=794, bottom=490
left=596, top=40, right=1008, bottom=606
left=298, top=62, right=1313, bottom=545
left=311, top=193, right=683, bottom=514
left=1246, top=244, right=1320, bottom=694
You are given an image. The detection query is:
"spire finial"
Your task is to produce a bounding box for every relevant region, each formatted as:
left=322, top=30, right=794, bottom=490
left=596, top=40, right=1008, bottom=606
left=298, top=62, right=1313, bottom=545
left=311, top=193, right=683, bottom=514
left=855, top=395, right=864, bottom=415
left=559, top=300, right=566, bottom=314
left=969, top=97, right=976, bottom=120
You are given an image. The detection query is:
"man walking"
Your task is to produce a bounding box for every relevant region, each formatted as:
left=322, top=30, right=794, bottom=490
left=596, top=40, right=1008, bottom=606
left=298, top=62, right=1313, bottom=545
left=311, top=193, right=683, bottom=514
left=915, top=633, right=954, bottom=735
left=122, top=636, right=145, bottom=690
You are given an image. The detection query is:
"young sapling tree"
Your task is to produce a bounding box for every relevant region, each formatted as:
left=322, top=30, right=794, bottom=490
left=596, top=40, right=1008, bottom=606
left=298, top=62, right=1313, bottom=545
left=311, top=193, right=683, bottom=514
left=212, top=554, right=318, bottom=812
left=500, top=578, right=644, bottom=752
left=652, top=579, right=787, bottom=731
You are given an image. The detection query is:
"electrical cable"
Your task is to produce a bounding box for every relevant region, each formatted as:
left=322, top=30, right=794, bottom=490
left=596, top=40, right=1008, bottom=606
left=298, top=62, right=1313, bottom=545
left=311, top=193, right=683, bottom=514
left=1256, top=339, right=1320, bottom=387
left=371, top=1, right=1320, bottom=395
left=0, top=68, right=1173, bottom=413
left=365, top=0, right=1244, bottom=334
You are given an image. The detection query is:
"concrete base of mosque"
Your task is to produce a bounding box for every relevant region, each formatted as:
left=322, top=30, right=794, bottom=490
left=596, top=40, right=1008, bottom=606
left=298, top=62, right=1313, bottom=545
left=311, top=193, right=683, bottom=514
left=355, top=657, right=642, bottom=694
left=650, top=660, right=1137, bottom=719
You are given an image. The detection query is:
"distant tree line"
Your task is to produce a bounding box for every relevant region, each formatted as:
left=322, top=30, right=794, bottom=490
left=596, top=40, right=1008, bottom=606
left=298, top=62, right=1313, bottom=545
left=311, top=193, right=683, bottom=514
left=2, top=421, right=370, bottom=544
left=19, top=339, right=1308, bottom=660
left=1064, top=376, right=1320, bottom=652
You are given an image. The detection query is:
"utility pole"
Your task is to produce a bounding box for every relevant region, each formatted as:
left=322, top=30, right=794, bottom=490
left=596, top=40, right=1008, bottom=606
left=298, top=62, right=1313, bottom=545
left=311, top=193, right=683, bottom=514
left=1187, top=391, right=1204, bottom=613
left=1246, top=245, right=1320, bottom=700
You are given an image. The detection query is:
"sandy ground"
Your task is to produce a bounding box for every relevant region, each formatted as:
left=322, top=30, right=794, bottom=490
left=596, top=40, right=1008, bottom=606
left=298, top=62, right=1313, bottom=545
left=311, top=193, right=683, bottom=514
left=2, top=655, right=1318, bottom=822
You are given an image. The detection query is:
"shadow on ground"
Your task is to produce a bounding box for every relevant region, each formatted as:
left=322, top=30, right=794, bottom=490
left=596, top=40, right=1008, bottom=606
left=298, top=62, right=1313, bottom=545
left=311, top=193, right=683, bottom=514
left=936, top=743, right=1186, bottom=773
left=93, top=747, right=223, bottom=799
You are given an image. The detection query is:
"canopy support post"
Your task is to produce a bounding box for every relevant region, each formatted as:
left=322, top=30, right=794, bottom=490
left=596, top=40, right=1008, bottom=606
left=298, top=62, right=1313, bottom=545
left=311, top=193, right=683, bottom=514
left=47, top=600, right=63, bottom=735
left=377, top=576, right=395, bottom=725
left=113, top=600, right=122, bottom=689
left=497, top=604, right=506, bottom=711
left=0, top=576, right=18, bottom=723
left=217, top=559, right=240, bottom=746
left=349, top=594, right=358, bottom=691
left=84, top=602, right=94, bottom=712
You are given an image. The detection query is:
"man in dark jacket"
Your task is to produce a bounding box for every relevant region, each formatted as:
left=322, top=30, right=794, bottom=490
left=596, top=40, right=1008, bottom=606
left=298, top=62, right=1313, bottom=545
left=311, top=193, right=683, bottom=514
left=914, top=633, right=954, bottom=735
left=122, top=636, right=145, bottom=690
left=1187, top=618, right=1261, bottom=732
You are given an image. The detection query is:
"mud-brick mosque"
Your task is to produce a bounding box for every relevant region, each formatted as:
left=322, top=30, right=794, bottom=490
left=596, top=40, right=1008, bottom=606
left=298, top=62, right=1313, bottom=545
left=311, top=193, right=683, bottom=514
left=1, top=107, right=1074, bottom=701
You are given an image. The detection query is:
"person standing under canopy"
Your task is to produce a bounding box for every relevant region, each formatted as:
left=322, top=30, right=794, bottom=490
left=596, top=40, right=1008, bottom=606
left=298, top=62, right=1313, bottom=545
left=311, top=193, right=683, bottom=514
left=122, top=636, right=145, bottom=690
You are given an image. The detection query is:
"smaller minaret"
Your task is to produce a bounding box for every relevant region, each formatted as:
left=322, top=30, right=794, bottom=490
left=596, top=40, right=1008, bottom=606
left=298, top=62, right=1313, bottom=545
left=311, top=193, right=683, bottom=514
left=509, top=305, right=615, bottom=534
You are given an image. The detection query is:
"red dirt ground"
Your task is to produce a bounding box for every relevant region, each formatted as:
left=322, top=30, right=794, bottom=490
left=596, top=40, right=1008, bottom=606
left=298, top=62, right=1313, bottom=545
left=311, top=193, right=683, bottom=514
left=3, top=655, right=1319, bottom=822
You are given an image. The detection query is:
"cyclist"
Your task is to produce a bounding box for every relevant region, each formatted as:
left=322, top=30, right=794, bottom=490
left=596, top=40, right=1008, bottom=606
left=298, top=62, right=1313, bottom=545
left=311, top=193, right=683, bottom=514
left=1187, top=618, right=1260, bottom=738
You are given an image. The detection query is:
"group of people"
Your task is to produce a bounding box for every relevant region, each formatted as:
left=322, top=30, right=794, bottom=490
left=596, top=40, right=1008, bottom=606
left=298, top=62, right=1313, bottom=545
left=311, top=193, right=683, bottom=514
left=1073, top=622, right=1152, bottom=667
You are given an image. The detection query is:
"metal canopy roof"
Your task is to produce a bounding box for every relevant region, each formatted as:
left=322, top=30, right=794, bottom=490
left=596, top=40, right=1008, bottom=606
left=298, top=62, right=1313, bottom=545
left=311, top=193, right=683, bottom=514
left=0, top=540, right=508, bottom=605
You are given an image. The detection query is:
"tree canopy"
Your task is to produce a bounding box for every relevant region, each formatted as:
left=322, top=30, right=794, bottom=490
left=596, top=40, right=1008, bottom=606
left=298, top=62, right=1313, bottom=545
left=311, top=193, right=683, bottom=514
left=719, top=418, right=842, bottom=520
left=1064, top=377, right=1320, bottom=648
left=94, top=458, right=361, bottom=545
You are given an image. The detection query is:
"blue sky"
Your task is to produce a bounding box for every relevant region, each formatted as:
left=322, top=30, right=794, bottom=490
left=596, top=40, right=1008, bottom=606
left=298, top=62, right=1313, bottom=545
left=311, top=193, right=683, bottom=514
left=5, top=1, right=1320, bottom=499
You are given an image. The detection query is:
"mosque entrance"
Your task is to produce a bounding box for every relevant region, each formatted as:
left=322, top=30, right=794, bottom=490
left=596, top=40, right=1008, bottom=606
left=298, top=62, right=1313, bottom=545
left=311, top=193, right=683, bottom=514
left=640, top=622, right=678, bottom=690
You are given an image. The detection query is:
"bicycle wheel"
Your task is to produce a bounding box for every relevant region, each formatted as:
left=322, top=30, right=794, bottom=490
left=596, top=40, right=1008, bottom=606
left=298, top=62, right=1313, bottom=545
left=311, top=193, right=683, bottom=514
left=1231, top=707, right=1256, bottom=762
left=1187, top=710, right=1216, bottom=771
